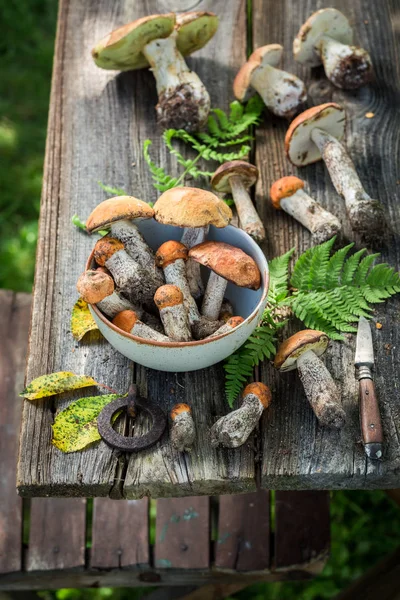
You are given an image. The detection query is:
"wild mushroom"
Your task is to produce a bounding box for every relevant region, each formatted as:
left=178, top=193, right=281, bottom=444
left=93, top=237, right=154, bottom=305
left=293, top=8, right=373, bottom=89
left=274, top=330, right=346, bottom=428
left=112, top=310, right=170, bottom=343
left=154, top=187, right=232, bottom=299
left=154, top=285, right=192, bottom=342
left=211, top=383, right=271, bottom=448
left=270, top=176, right=341, bottom=243
left=170, top=403, right=196, bottom=452
left=76, top=270, right=141, bottom=319
left=233, top=44, right=306, bottom=118
left=285, top=103, right=386, bottom=242
left=206, top=316, right=244, bottom=339
left=211, top=161, right=266, bottom=243
left=86, top=196, right=164, bottom=290
left=188, top=241, right=261, bottom=321
left=92, top=12, right=218, bottom=132
left=219, top=298, right=234, bottom=322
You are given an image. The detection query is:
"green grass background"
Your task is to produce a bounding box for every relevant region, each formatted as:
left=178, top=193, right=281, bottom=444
left=1, top=1, right=399, bottom=598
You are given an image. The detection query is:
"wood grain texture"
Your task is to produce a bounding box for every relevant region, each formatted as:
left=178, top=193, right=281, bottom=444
left=254, top=0, right=400, bottom=490
left=0, top=292, right=31, bottom=574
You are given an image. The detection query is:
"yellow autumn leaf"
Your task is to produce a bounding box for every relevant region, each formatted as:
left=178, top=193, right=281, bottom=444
left=21, top=372, right=99, bottom=400
left=71, top=298, right=99, bottom=341
left=52, top=394, right=124, bottom=453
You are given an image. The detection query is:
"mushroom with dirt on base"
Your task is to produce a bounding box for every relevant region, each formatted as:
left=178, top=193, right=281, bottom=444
left=285, top=103, right=386, bottom=243
left=170, top=403, right=196, bottom=452
left=270, top=175, right=341, bottom=244
left=274, top=330, right=346, bottom=428
left=211, top=160, right=266, bottom=243
left=234, top=44, right=307, bottom=118
left=76, top=269, right=141, bottom=319
left=293, top=8, right=373, bottom=89
left=154, top=284, right=192, bottom=342
left=92, top=12, right=218, bottom=132
left=205, top=316, right=244, bottom=338
left=112, top=310, right=170, bottom=343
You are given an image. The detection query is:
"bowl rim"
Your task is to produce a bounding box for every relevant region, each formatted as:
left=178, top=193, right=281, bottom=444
left=85, top=224, right=269, bottom=348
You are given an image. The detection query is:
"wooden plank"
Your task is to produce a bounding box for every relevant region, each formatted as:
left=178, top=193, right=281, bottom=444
left=154, top=497, right=210, bottom=569
left=215, top=491, right=270, bottom=572
left=0, top=292, right=31, bottom=574
left=90, top=498, right=149, bottom=568
left=27, top=498, right=86, bottom=571
left=274, top=491, right=330, bottom=570
left=253, top=0, right=400, bottom=490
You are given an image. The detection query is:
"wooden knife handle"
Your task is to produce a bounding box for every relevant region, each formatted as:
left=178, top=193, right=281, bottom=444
left=359, top=378, right=383, bottom=444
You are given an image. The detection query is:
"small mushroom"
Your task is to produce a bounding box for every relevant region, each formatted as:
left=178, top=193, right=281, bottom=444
left=293, top=9, right=373, bottom=89
left=285, top=103, right=386, bottom=242
left=206, top=316, right=244, bottom=339
left=154, top=285, right=192, bottom=342
left=211, top=382, right=271, bottom=448
left=170, top=403, right=196, bottom=452
left=274, top=330, right=346, bottom=428
left=86, top=196, right=164, bottom=291
left=92, top=12, right=218, bottom=132
left=154, top=187, right=232, bottom=299
left=211, top=161, right=266, bottom=243
left=76, top=270, right=141, bottom=319
left=270, top=176, right=341, bottom=243
left=219, top=298, right=234, bottom=323
left=234, top=44, right=306, bottom=118
left=188, top=241, right=261, bottom=321
left=93, top=237, right=154, bottom=305
left=112, top=310, right=170, bottom=343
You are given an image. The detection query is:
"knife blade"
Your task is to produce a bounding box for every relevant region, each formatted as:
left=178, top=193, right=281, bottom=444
left=355, top=317, right=383, bottom=460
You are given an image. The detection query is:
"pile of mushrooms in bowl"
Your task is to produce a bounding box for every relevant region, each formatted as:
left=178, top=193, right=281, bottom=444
left=77, top=188, right=269, bottom=372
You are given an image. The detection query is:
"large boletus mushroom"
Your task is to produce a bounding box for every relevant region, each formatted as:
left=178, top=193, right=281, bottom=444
left=76, top=269, right=140, bottom=319
left=285, top=103, right=386, bottom=243
left=274, top=330, right=346, bottom=429
left=234, top=44, right=306, bottom=118
left=92, top=12, right=218, bottom=132
left=293, top=9, right=373, bottom=89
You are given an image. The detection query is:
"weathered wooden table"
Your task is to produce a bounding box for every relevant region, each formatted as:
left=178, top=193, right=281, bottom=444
left=17, top=0, right=400, bottom=498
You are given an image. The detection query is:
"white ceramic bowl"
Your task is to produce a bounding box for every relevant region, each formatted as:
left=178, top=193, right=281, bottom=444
left=87, top=221, right=269, bottom=372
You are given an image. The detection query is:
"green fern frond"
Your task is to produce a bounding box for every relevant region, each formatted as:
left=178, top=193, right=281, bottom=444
left=267, top=248, right=294, bottom=305
left=143, top=140, right=179, bottom=192
left=98, top=182, right=127, bottom=196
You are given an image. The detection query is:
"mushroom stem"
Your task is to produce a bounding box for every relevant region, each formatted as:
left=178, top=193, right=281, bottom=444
left=97, top=292, right=142, bottom=319
left=163, top=259, right=200, bottom=325
left=210, top=392, right=265, bottom=448
left=318, top=35, right=373, bottom=89
left=105, top=250, right=152, bottom=305
left=201, top=271, right=228, bottom=321
left=181, top=227, right=208, bottom=299
left=142, top=31, right=210, bottom=132
left=219, top=299, right=234, bottom=322
left=310, top=127, right=386, bottom=239
left=170, top=404, right=196, bottom=452
left=154, top=285, right=192, bottom=342
left=127, top=319, right=170, bottom=342
left=296, top=349, right=346, bottom=428
left=229, top=175, right=266, bottom=243
left=280, top=188, right=341, bottom=244
left=206, top=316, right=244, bottom=339
left=250, top=63, right=306, bottom=118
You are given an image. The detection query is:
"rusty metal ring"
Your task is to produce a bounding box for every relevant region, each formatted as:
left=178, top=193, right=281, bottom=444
left=98, top=391, right=167, bottom=452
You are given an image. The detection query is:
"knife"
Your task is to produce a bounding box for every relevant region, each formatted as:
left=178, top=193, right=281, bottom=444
left=354, top=317, right=383, bottom=460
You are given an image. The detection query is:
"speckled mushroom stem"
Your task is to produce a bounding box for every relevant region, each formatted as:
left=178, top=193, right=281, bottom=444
left=181, top=227, right=208, bottom=299
left=250, top=65, right=306, bottom=118
left=201, top=271, right=228, bottom=321
left=318, top=36, right=373, bottom=89
left=154, top=285, right=192, bottom=342
left=296, top=349, right=346, bottom=429
left=128, top=319, right=170, bottom=342
left=163, top=260, right=200, bottom=326
left=229, top=175, right=266, bottom=243
left=210, top=393, right=265, bottom=448
left=206, top=316, right=244, bottom=339
left=105, top=250, right=153, bottom=305
left=219, top=299, right=234, bottom=322
left=142, top=31, right=210, bottom=132
left=280, top=188, right=341, bottom=244
left=97, top=292, right=142, bottom=319
left=170, top=404, right=196, bottom=452
left=310, top=127, right=386, bottom=240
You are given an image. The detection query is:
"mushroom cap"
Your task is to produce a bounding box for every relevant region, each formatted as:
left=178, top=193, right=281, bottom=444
left=175, top=11, right=219, bottom=56
left=211, top=161, right=259, bottom=193
left=243, top=382, right=272, bottom=409
left=188, top=241, right=261, bottom=290
left=270, top=176, right=305, bottom=209
left=76, top=270, right=115, bottom=304
left=233, top=43, right=283, bottom=102
left=154, top=187, right=232, bottom=228
left=86, top=196, right=155, bottom=233
left=156, top=240, right=188, bottom=267
left=112, top=310, right=139, bottom=332
left=154, top=284, right=184, bottom=309
left=285, top=103, right=345, bottom=166
left=226, top=316, right=245, bottom=328
left=293, top=9, right=353, bottom=67
left=94, top=237, right=124, bottom=266
left=170, top=403, right=192, bottom=420
left=274, top=330, right=329, bottom=372
left=91, top=13, right=176, bottom=71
